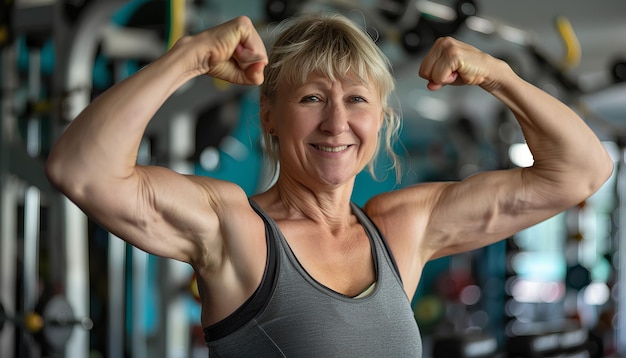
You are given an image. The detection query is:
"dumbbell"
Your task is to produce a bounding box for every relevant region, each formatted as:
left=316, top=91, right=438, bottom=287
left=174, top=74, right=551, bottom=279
left=0, top=295, right=93, bottom=352
left=612, top=59, right=626, bottom=83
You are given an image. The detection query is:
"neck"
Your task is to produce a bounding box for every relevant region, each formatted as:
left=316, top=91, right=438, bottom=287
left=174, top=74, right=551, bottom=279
left=260, top=175, right=356, bottom=229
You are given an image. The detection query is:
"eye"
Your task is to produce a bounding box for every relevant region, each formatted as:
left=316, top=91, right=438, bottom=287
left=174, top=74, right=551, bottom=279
left=349, top=96, right=368, bottom=103
left=301, top=95, right=321, bottom=103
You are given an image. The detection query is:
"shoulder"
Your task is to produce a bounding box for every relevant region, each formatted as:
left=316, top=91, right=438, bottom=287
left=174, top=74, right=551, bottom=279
left=362, top=182, right=452, bottom=257
left=187, top=176, right=265, bottom=267
left=363, top=182, right=450, bottom=222
left=184, top=176, right=257, bottom=219
left=203, top=178, right=262, bottom=233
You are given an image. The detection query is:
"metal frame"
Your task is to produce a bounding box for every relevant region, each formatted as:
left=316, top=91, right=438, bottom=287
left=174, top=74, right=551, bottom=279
left=49, top=1, right=130, bottom=356
left=0, top=45, right=19, bottom=355
left=0, top=29, right=47, bottom=358
left=617, top=150, right=626, bottom=355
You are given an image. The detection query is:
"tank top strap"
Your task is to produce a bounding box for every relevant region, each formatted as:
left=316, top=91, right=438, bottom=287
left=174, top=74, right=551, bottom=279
left=350, top=203, right=404, bottom=286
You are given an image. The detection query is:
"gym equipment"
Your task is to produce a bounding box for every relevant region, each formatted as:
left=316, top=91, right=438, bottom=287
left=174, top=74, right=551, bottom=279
left=51, top=2, right=129, bottom=357
left=401, top=20, right=437, bottom=56
left=265, top=0, right=301, bottom=22
left=565, top=263, right=591, bottom=291
left=378, top=0, right=409, bottom=22
left=616, top=147, right=626, bottom=355
left=401, top=0, right=477, bottom=55
left=0, top=0, right=14, bottom=50
left=432, top=333, right=498, bottom=358
left=1, top=6, right=60, bottom=354
left=554, top=16, right=581, bottom=70
left=611, top=59, right=626, bottom=83
left=506, top=326, right=601, bottom=358
left=0, top=296, right=93, bottom=353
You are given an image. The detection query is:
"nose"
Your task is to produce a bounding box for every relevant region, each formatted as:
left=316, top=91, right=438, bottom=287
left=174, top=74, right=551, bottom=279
left=320, top=101, right=349, bottom=135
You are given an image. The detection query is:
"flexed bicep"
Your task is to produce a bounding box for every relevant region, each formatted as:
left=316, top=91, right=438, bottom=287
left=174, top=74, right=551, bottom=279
left=423, top=168, right=569, bottom=260
left=45, top=16, right=268, bottom=266
left=414, top=36, right=611, bottom=260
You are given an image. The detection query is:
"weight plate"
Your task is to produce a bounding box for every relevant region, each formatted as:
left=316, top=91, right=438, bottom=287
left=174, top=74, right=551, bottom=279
left=42, top=295, right=75, bottom=352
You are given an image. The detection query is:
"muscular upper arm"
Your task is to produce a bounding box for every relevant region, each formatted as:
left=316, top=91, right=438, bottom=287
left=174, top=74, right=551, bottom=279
left=65, top=164, right=246, bottom=268
left=423, top=168, right=545, bottom=259
left=369, top=167, right=579, bottom=265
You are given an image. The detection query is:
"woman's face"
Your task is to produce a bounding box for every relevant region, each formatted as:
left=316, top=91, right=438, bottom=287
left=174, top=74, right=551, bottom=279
left=264, top=74, right=384, bottom=187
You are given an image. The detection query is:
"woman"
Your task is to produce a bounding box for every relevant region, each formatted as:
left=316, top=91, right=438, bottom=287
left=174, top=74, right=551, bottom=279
left=46, top=12, right=613, bottom=357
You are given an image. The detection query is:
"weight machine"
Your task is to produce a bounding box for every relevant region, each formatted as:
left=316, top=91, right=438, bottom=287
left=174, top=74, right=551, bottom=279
left=1, top=1, right=127, bottom=357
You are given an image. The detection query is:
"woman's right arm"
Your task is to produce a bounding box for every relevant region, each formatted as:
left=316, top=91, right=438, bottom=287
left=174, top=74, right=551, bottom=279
left=45, top=16, right=268, bottom=267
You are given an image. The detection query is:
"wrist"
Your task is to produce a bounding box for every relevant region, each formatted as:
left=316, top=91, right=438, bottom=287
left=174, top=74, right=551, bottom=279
left=479, top=57, right=515, bottom=93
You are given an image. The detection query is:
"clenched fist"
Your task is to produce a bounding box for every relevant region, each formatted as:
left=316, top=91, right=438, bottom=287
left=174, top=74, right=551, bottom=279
left=419, top=36, right=507, bottom=92
left=172, top=16, right=268, bottom=85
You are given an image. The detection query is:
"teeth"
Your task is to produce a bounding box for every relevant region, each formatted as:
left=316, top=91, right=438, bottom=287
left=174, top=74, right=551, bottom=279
left=315, top=145, right=348, bottom=153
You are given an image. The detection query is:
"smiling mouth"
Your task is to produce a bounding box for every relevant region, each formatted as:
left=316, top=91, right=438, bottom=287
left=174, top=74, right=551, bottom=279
left=312, top=144, right=350, bottom=153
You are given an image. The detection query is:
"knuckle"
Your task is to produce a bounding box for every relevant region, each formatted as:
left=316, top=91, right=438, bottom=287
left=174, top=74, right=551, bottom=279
left=437, top=36, right=456, bottom=47
left=234, top=15, right=252, bottom=29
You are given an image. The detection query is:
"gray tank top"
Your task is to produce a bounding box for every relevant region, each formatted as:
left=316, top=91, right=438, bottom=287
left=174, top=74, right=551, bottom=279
left=204, top=200, right=422, bottom=357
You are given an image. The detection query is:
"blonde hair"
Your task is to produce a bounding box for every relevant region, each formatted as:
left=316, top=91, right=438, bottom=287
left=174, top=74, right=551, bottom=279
left=261, top=11, right=402, bottom=181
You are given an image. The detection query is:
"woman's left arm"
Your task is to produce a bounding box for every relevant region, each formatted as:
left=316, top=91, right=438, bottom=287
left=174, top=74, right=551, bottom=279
left=374, top=37, right=614, bottom=263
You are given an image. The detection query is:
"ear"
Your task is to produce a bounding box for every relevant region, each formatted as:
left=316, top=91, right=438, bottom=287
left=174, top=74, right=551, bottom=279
left=260, top=95, right=273, bottom=132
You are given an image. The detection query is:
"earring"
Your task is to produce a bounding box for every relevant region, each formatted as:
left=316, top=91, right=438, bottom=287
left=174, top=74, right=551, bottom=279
left=269, top=128, right=275, bottom=135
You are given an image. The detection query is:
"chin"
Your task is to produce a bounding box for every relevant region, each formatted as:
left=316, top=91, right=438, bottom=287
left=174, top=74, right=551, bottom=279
left=316, top=171, right=356, bottom=187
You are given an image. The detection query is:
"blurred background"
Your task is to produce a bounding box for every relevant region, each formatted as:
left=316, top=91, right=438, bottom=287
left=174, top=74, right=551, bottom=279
left=1, top=0, right=626, bottom=357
